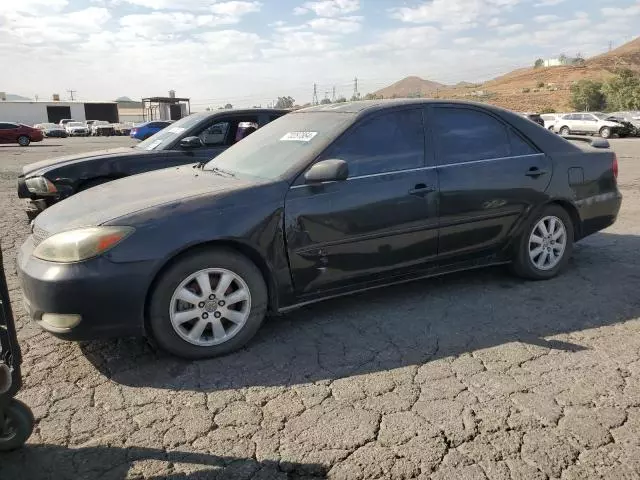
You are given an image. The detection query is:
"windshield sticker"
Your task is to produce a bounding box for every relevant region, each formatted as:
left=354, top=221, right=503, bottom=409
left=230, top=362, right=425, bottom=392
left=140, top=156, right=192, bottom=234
left=145, top=140, right=163, bottom=150
left=280, top=131, right=318, bottom=142
left=168, top=127, right=185, bottom=134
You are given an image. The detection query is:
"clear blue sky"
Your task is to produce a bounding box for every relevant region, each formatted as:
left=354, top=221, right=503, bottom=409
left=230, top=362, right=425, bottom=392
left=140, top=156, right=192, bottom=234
left=2, top=0, right=638, bottom=107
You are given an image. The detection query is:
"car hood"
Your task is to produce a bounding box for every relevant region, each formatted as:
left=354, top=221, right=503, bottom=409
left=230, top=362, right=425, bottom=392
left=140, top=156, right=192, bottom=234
left=22, top=147, right=144, bottom=176
left=34, top=166, right=258, bottom=233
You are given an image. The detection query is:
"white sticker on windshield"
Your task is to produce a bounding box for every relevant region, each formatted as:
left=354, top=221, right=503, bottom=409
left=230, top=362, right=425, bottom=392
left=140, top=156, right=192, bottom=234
left=168, top=127, right=185, bottom=133
left=145, top=140, right=163, bottom=150
left=280, top=131, right=318, bottom=142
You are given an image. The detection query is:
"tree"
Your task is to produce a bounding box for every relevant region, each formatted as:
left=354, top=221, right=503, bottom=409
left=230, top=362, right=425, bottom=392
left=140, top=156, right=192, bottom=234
left=536, top=81, right=545, bottom=88
left=320, top=98, right=332, bottom=105
left=570, top=80, right=605, bottom=111
left=350, top=93, right=361, bottom=101
left=224, top=103, right=233, bottom=109
left=275, top=96, right=295, bottom=109
left=558, top=53, right=568, bottom=65
left=534, top=58, right=544, bottom=68
left=602, top=69, right=640, bottom=110
left=540, top=107, right=556, bottom=114
left=335, top=97, right=347, bottom=103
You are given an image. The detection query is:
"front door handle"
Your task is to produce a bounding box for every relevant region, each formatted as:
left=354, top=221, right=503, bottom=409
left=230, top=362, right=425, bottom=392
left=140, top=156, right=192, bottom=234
left=408, top=183, right=434, bottom=196
left=525, top=167, right=549, bottom=178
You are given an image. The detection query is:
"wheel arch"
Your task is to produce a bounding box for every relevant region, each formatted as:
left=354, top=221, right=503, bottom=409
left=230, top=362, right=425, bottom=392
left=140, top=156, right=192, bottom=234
left=544, top=198, right=583, bottom=241
left=142, top=239, right=279, bottom=336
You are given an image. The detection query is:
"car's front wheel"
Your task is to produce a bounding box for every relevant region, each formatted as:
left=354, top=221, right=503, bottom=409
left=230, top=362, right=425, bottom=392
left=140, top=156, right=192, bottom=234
left=559, top=126, right=570, bottom=136
left=511, top=205, right=574, bottom=280
left=600, top=127, right=611, bottom=139
left=148, top=248, right=268, bottom=359
left=17, top=136, right=30, bottom=146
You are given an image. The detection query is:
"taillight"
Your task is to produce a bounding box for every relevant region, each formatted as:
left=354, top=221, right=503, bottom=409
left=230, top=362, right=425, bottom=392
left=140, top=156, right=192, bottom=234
left=613, top=153, right=618, bottom=180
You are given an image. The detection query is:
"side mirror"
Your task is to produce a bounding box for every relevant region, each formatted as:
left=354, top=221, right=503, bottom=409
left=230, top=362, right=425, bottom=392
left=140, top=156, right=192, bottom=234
left=180, top=136, right=203, bottom=149
left=304, top=159, right=349, bottom=184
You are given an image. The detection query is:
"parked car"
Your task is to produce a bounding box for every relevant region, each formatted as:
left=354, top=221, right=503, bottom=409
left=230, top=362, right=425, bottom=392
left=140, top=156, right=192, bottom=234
left=540, top=114, right=560, bottom=130
left=85, top=120, right=97, bottom=131
left=520, top=112, right=545, bottom=127
left=16, top=99, right=622, bottom=359
left=17, top=109, right=288, bottom=219
left=34, top=123, right=68, bottom=138
left=58, top=119, right=76, bottom=127
left=113, top=123, right=133, bottom=136
left=554, top=112, right=629, bottom=138
left=90, top=121, right=115, bottom=136
left=65, top=122, right=90, bottom=137
left=0, top=123, right=44, bottom=146
left=608, top=112, right=640, bottom=137
left=130, top=120, right=173, bottom=140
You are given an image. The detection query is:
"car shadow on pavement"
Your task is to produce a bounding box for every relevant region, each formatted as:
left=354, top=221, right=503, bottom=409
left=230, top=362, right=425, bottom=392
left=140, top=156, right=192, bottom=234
left=0, top=443, right=327, bottom=479
left=80, top=231, right=640, bottom=392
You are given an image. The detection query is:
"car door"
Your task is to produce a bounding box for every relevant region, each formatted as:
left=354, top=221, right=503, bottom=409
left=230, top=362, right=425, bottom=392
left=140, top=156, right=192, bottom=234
left=0, top=123, right=11, bottom=143
left=284, top=107, right=439, bottom=296
left=581, top=114, right=598, bottom=133
left=428, top=105, right=551, bottom=260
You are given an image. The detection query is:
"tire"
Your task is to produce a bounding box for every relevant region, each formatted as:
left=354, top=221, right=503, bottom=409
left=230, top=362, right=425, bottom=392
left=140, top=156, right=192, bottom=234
left=511, top=205, right=574, bottom=280
left=600, top=127, right=611, bottom=139
left=559, top=126, right=570, bottom=136
left=0, top=400, right=35, bottom=452
left=78, top=177, right=111, bottom=192
left=17, top=136, right=30, bottom=146
left=148, top=248, right=268, bottom=359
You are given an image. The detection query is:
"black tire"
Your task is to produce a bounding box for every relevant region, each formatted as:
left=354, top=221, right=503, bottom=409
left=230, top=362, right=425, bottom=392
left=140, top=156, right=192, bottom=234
left=600, top=127, right=611, bottom=139
left=511, top=205, right=574, bottom=280
left=559, top=126, right=570, bottom=136
left=17, top=135, right=30, bottom=146
left=148, top=248, right=268, bottom=359
left=78, top=177, right=111, bottom=192
left=0, top=400, right=35, bottom=452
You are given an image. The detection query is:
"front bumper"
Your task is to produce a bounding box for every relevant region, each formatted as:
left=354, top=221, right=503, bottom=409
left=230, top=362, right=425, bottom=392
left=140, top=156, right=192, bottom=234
left=17, top=236, right=153, bottom=340
left=68, top=130, right=88, bottom=136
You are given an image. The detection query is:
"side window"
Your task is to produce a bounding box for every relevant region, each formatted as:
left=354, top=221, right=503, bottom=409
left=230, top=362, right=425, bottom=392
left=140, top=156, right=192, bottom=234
left=432, top=108, right=509, bottom=165
left=509, top=130, right=539, bottom=156
left=321, top=109, right=424, bottom=177
left=199, top=122, right=230, bottom=146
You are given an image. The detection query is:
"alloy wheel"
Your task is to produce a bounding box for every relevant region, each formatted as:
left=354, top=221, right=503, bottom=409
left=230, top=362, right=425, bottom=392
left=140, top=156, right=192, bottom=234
left=528, top=215, right=567, bottom=271
left=169, top=268, right=251, bottom=346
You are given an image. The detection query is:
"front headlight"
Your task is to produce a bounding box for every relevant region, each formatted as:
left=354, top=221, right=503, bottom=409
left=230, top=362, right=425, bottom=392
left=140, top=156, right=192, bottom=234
left=25, top=176, right=57, bottom=194
left=33, top=226, right=135, bottom=263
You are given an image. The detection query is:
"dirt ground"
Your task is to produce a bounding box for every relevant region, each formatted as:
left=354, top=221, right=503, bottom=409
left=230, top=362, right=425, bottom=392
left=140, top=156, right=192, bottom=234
left=1, top=136, right=640, bottom=479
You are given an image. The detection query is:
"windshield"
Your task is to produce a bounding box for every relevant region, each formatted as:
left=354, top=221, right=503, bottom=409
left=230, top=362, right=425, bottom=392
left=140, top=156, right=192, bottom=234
left=68, top=122, right=83, bottom=127
left=593, top=113, right=609, bottom=120
left=203, top=112, right=352, bottom=180
left=136, top=114, right=206, bottom=151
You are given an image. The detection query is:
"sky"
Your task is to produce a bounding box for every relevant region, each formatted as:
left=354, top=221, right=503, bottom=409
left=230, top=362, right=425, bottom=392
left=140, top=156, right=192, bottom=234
left=1, top=0, right=639, bottom=109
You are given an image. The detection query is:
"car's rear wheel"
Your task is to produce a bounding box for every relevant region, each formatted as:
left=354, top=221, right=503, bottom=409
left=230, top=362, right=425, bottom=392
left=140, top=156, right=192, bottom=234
left=17, top=136, right=30, bottom=146
left=600, top=127, right=611, bottom=138
left=559, top=126, right=570, bottom=136
left=148, top=248, right=268, bottom=359
left=511, top=205, right=574, bottom=280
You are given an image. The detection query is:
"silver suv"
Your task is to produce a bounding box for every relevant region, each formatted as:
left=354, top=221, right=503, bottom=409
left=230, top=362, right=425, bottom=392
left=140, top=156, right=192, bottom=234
left=554, top=112, right=627, bottom=138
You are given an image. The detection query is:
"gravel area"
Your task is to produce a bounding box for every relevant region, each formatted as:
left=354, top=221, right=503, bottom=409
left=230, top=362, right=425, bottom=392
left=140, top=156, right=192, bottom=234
left=1, top=137, right=639, bottom=480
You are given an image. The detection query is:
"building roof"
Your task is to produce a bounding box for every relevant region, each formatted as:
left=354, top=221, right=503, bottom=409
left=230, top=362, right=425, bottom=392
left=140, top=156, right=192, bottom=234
left=142, top=97, right=190, bottom=103
left=0, top=100, right=117, bottom=105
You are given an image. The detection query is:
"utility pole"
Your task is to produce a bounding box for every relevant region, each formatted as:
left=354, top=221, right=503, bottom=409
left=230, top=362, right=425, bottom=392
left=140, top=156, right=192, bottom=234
left=312, top=83, right=319, bottom=105
left=332, top=86, right=336, bottom=102
left=353, top=77, right=359, bottom=99
left=608, top=40, right=613, bottom=52
left=34, top=94, right=39, bottom=102
left=67, top=89, right=76, bottom=101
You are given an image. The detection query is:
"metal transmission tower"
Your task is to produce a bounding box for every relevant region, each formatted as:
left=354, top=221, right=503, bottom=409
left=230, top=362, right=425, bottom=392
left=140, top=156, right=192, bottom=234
left=312, top=83, right=319, bottom=105
left=67, top=89, right=77, bottom=101
left=332, top=86, right=336, bottom=102
left=353, top=77, right=359, bottom=100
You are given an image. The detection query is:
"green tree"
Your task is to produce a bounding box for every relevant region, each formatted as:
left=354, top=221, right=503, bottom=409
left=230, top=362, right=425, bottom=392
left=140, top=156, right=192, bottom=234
left=570, top=80, right=605, bottom=111
left=275, top=96, right=295, bottom=109
left=540, top=107, right=556, bottom=114
left=602, top=69, right=640, bottom=110
left=320, top=98, right=332, bottom=105
left=335, top=97, right=347, bottom=103
left=224, top=103, right=233, bottom=109
left=534, top=58, right=544, bottom=68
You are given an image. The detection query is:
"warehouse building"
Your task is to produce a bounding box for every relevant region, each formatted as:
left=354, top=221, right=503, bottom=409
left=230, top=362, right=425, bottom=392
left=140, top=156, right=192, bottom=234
left=0, top=96, right=119, bottom=125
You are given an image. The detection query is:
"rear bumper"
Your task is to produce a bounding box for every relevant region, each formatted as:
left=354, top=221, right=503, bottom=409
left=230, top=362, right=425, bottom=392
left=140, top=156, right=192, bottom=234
left=577, top=190, right=623, bottom=238
left=17, top=236, right=153, bottom=340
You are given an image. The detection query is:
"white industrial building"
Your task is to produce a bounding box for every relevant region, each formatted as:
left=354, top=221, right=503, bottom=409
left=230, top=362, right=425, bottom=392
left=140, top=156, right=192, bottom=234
left=0, top=99, right=119, bottom=126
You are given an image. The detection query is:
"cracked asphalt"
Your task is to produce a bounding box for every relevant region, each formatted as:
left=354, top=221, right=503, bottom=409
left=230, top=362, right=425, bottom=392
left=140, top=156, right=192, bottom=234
left=1, top=137, right=639, bottom=479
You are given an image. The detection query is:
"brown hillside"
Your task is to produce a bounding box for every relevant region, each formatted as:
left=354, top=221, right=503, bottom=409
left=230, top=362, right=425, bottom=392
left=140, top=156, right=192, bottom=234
left=375, top=76, right=445, bottom=98
left=375, top=36, right=640, bottom=112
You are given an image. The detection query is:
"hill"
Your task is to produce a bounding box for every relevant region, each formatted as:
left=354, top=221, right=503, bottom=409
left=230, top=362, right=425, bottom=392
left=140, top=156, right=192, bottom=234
left=374, top=76, right=445, bottom=98
left=374, top=36, right=640, bottom=112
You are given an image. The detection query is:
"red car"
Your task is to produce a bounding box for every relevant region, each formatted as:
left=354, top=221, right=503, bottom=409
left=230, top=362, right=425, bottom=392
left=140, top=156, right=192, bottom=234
left=0, top=122, right=44, bottom=146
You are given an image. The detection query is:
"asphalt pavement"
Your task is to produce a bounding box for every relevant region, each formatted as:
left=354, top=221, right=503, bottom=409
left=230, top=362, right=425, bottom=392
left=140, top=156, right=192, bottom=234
left=1, top=136, right=640, bottom=479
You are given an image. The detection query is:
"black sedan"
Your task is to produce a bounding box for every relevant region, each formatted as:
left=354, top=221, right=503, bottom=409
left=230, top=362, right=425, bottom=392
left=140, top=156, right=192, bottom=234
left=17, top=99, right=622, bottom=359
left=17, top=109, right=288, bottom=219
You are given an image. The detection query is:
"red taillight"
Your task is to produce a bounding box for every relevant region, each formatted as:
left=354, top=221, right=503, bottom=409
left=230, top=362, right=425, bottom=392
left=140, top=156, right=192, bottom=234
left=613, top=153, right=618, bottom=180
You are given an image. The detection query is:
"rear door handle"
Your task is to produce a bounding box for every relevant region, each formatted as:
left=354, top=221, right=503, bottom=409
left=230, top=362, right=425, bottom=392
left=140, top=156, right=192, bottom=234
left=408, top=183, right=434, bottom=196
left=525, top=167, right=549, bottom=178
